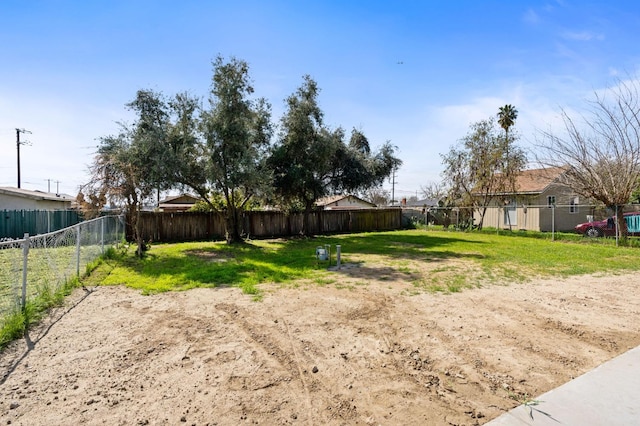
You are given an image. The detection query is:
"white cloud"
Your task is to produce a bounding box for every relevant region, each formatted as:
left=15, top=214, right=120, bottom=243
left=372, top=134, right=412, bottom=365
left=562, top=31, right=605, bottom=41
left=523, top=8, right=540, bottom=25
left=385, top=77, right=600, bottom=192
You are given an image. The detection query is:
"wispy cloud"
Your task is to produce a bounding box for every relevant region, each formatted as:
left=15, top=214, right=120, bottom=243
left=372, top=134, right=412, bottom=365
left=561, top=30, right=605, bottom=41
left=523, top=8, right=540, bottom=25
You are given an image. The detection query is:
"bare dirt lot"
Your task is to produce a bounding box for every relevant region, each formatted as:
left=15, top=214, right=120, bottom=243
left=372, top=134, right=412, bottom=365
left=1, top=270, right=640, bottom=425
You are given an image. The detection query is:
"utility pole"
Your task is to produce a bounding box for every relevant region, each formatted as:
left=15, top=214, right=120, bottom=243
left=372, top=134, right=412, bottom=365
left=390, top=167, right=397, bottom=206
left=16, top=128, right=32, bottom=188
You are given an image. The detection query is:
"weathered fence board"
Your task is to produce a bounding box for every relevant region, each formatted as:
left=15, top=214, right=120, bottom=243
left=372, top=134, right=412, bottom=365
left=135, top=209, right=402, bottom=242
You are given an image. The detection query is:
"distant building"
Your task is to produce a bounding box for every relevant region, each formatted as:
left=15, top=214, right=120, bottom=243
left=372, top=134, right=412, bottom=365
left=157, top=193, right=200, bottom=212
left=472, top=166, right=591, bottom=232
left=0, top=187, right=75, bottom=210
left=400, top=197, right=440, bottom=209
left=315, top=195, right=376, bottom=210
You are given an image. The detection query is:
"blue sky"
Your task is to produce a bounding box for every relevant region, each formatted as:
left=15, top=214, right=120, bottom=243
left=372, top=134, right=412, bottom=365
left=1, top=1, right=639, bottom=199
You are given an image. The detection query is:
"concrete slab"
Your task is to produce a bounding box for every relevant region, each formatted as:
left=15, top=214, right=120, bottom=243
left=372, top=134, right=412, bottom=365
left=486, top=345, right=640, bottom=425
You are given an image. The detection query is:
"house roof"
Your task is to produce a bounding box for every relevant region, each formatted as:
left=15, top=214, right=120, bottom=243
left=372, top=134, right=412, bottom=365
left=0, top=186, right=75, bottom=202
left=158, top=193, right=199, bottom=204
left=512, top=166, right=567, bottom=194
left=316, top=194, right=376, bottom=207
left=403, top=198, right=439, bottom=208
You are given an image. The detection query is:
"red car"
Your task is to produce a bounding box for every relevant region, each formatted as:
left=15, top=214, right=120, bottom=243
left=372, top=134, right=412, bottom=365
left=575, top=212, right=640, bottom=237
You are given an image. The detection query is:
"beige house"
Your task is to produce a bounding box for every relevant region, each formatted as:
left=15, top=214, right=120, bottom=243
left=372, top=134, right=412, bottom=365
left=0, top=187, right=75, bottom=210
left=315, top=195, right=376, bottom=210
left=157, top=194, right=199, bottom=212
left=474, top=167, right=590, bottom=232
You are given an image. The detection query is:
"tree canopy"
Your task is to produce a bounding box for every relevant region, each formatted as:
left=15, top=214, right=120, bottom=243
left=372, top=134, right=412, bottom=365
left=441, top=115, right=526, bottom=229
left=201, top=56, right=273, bottom=243
left=81, top=60, right=400, bottom=244
left=269, top=75, right=401, bottom=233
left=79, top=89, right=170, bottom=256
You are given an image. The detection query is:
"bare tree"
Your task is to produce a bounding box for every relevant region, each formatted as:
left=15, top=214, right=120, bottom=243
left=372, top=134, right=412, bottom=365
left=362, top=187, right=390, bottom=206
left=536, top=77, right=640, bottom=237
left=420, top=181, right=448, bottom=201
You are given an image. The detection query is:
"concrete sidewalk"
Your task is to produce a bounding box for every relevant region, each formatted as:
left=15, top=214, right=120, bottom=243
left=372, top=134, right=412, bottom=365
left=486, top=345, right=640, bottom=425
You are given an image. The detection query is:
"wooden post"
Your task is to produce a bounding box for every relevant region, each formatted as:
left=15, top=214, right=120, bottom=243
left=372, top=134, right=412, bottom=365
left=21, top=233, right=29, bottom=310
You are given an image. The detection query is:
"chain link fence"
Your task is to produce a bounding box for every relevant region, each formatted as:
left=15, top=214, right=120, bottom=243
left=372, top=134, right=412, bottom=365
left=0, top=215, right=125, bottom=320
left=404, top=203, right=640, bottom=243
left=572, top=205, right=640, bottom=241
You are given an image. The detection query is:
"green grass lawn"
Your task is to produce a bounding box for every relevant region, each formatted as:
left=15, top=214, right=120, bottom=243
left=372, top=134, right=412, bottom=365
left=85, top=229, right=640, bottom=297
left=4, top=228, right=639, bottom=348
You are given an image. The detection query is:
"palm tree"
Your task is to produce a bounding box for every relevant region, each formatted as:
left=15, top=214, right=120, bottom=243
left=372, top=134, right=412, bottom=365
left=497, top=104, right=518, bottom=142
left=497, top=104, right=519, bottom=231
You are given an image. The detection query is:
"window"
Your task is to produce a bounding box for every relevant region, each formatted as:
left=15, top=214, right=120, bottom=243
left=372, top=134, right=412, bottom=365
left=547, top=195, right=556, bottom=208
left=570, top=196, right=579, bottom=213
left=503, top=200, right=517, bottom=226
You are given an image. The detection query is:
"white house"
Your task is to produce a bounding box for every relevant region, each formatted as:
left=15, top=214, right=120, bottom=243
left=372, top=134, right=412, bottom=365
left=315, top=195, right=376, bottom=210
left=0, top=187, right=75, bottom=210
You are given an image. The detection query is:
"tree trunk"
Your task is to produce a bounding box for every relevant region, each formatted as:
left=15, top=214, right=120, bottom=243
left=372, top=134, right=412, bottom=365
left=614, top=205, right=628, bottom=241
left=225, top=209, right=235, bottom=244
left=135, top=219, right=143, bottom=257
left=476, top=205, right=487, bottom=230
left=134, top=206, right=146, bottom=257
left=225, top=206, right=243, bottom=244
left=302, top=201, right=314, bottom=236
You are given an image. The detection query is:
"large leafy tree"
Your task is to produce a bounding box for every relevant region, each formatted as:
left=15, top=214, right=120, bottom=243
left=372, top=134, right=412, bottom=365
left=79, top=129, right=154, bottom=256
left=165, top=92, right=212, bottom=204
left=338, top=130, right=402, bottom=195
left=80, top=89, right=215, bottom=254
left=537, top=77, right=640, bottom=238
left=126, top=90, right=173, bottom=206
left=269, top=76, right=401, bottom=234
left=201, top=56, right=273, bottom=243
left=268, top=75, right=330, bottom=231
left=80, top=89, right=179, bottom=256
left=441, top=117, right=526, bottom=229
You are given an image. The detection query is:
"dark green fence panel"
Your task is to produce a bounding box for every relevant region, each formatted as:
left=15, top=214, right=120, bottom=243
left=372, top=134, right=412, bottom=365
left=0, top=210, right=83, bottom=238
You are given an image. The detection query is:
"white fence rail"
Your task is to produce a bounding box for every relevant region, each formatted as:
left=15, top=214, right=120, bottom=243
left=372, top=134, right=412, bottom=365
left=0, top=215, right=125, bottom=318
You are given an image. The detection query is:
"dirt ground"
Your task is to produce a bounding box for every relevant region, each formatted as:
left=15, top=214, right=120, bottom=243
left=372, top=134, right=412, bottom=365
left=1, top=267, right=640, bottom=425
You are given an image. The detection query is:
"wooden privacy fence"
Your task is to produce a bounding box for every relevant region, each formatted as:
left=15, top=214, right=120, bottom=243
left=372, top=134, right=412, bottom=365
left=135, top=209, right=402, bottom=242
